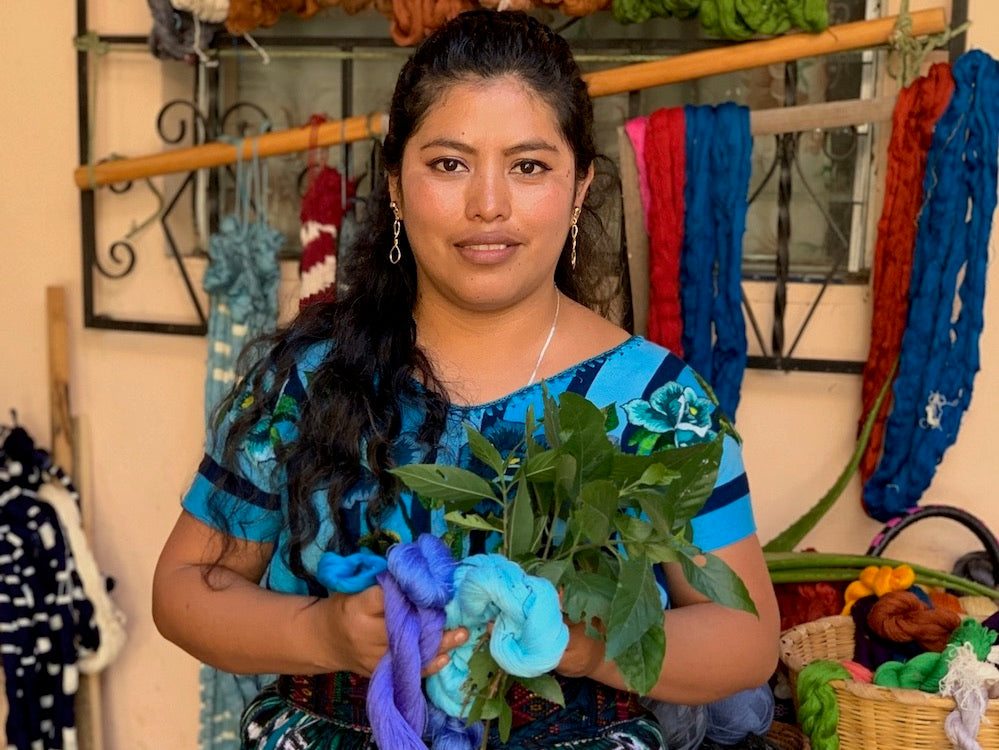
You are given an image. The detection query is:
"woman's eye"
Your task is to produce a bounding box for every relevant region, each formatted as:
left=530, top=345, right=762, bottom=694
left=434, top=158, right=463, bottom=172
left=515, top=160, right=551, bottom=176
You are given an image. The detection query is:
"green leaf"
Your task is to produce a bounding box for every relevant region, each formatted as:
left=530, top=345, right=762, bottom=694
left=636, top=462, right=678, bottom=487
left=516, top=673, right=566, bottom=706
left=389, top=464, right=497, bottom=511
left=647, top=439, right=723, bottom=532
left=444, top=510, right=502, bottom=533
left=630, top=487, right=676, bottom=535
left=507, top=475, right=535, bottom=558
left=556, top=392, right=615, bottom=484
left=497, top=698, right=513, bottom=742
left=603, top=403, right=620, bottom=432
left=527, top=558, right=570, bottom=589
left=554, top=453, right=577, bottom=504
left=464, top=423, right=507, bottom=478
left=522, top=449, right=558, bottom=482
left=570, top=479, right=619, bottom=544
left=605, top=556, right=664, bottom=660
left=614, top=514, right=657, bottom=547
left=678, top=549, right=758, bottom=616
left=561, top=568, right=615, bottom=627
left=614, top=623, right=666, bottom=695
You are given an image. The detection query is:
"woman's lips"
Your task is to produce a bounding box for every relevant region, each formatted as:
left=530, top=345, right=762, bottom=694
left=455, top=238, right=521, bottom=263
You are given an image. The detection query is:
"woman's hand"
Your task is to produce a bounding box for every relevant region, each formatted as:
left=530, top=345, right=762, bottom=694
left=554, top=617, right=606, bottom=679
left=318, top=586, right=468, bottom=677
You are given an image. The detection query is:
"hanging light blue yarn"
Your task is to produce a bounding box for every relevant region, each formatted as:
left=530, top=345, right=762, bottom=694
left=864, top=51, right=999, bottom=522
left=681, top=103, right=751, bottom=419
left=202, top=137, right=283, bottom=431
left=198, top=138, right=283, bottom=750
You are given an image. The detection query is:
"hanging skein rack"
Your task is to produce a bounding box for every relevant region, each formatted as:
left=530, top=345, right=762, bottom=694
left=74, top=4, right=956, bottom=366
left=75, top=9, right=947, bottom=189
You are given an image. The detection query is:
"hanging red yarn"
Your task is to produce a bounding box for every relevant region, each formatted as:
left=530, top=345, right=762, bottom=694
left=867, top=590, right=962, bottom=652
left=298, top=116, right=357, bottom=309
left=644, top=107, right=686, bottom=355
left=858, top=63, right=955, bottom=485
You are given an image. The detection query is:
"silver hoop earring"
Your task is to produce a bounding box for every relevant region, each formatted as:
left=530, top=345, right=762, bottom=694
left=569, top=206, right=581, bottom=270
left=389, top=201, right=402, bottom=265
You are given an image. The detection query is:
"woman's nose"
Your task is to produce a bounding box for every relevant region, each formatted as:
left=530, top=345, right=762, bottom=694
left=465, top=166, right=511, bottom=222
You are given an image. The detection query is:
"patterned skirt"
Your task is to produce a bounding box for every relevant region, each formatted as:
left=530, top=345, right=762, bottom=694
left=240, top=673, right=666, bottom=749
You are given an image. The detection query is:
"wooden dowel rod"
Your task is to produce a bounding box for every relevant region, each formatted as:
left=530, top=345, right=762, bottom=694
left=750, top=96, right=897, bottom=136
left=74, top=9, right=946, bottom=190
left=74, top=113, right=387, bottom=189
left=583, top=8, right=946, bottom=97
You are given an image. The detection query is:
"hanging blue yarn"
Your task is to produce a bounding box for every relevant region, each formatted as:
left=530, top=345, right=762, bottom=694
left=864, top=51, right=999, bottom=521
left=366, top=534, right=457, bottom=750
left=681, top=103, right=751, bottom=419
left=426, top=554, right=569, bottom=719
left=202, top=141, right=283, bottom=426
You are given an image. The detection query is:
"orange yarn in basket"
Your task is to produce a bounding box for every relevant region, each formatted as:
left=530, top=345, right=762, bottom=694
left=842, top=564, right=915, bottom=613
left=869, top=591, right=962, bottom=652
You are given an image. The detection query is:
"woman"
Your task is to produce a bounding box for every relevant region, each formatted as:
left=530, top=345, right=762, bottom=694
left=153, top=10, right=779, bottom=748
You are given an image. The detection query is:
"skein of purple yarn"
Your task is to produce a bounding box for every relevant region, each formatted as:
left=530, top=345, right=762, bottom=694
left=367, top=534, right=457, bottom=750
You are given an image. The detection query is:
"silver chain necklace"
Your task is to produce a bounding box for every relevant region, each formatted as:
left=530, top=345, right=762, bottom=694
left=525, top=292, right=560, bottom=387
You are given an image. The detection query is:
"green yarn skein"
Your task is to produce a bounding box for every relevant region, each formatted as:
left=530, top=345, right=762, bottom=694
left=873, top=618, right=998, bottom=693
left=735, top=0, right=792, bottom=37
left=612, top=0, right=701, bottom=25
left=788, top=0, right=829, bottom=32
left=699, top=0, right=754, bottom=40
left=797, top=660, right=852, bottom=750
left=874, top=651, right=949, bottom=692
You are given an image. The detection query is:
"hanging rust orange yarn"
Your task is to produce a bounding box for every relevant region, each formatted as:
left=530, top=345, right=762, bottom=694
left=227, top=0, right=325, bottom=34
left=560, top=0, right=612, bottom=17
left=858, top=63, right=954, bottom=486
left=867, top=590, right=962, bottom=652
left=391, top=0, right=473, bottom=46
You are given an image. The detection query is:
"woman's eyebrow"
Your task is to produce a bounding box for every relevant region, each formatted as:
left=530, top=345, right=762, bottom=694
left=418, top=138, right=560, bottom=155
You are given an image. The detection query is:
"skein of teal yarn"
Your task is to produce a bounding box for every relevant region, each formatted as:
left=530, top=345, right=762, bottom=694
left=797, top=660, right=852, bottom=750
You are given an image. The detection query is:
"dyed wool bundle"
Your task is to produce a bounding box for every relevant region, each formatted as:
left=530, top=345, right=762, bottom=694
left=299, top=160, right=355, bottom=309
left=864, top=51, right=999, bottom=521
left=680, top=103, right=751, bottom=419
left=644, top=107, right=686, bottom=354
left=858, top=63, right=955, bottom=486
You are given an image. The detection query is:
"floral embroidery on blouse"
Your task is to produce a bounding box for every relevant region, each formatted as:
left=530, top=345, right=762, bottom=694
left=622, top=381, right=717, bottom=453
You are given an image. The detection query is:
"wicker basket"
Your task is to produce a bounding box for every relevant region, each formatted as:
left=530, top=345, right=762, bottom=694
left=779, top=615, right=999, bottom=749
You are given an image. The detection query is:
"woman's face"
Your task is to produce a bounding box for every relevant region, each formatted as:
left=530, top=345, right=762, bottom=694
left=390, top=76, right=592, bottom=315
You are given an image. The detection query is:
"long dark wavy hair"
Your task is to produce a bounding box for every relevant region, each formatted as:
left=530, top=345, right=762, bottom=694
left=211, top=9, right=624, bottom=587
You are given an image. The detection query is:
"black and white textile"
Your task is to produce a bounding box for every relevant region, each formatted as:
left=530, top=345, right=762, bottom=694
left=1, top=426, right=120, bottom=750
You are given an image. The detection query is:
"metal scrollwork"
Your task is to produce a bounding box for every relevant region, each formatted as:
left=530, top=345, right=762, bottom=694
left=97, top=239, right=138, bottom=279
left=157, top=98, right=209, bottom=146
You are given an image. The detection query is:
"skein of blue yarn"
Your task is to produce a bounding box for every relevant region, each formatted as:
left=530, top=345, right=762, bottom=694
left=704, top=684, right=775, bottom=744
left=426, top=554, right=569, bottom=719
left=681, top=103, right=751, bottom=418
left=315, top=547, right=388, bottom=593
left=367, top=535, right=456, bottom=750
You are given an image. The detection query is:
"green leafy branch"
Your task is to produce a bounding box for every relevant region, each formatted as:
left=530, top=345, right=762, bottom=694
left=390, top=388, right=757, bottom=737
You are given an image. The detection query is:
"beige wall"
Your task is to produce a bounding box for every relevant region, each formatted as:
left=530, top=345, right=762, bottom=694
left=1, top=2, right=997, bottom=747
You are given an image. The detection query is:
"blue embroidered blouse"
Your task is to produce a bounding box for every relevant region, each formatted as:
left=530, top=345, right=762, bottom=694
left=182, top=336, right=756, bottom=597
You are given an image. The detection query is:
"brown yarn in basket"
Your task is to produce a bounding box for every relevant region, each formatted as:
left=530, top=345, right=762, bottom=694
left=868, top=590, right=962, bottom=652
